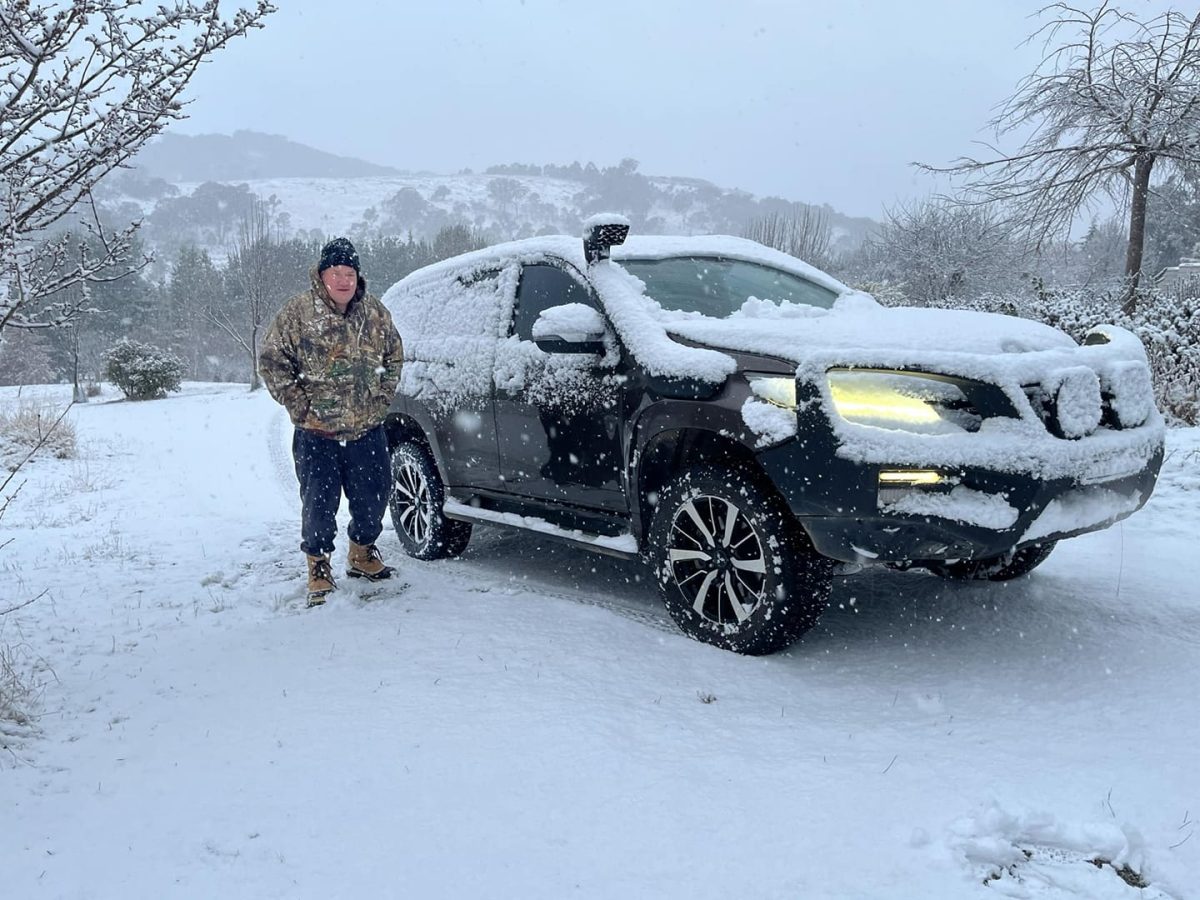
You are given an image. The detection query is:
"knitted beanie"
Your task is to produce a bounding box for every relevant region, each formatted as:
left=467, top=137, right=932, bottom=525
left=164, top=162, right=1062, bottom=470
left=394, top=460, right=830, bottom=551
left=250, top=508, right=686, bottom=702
left=318, top=237, right=360, bottom=273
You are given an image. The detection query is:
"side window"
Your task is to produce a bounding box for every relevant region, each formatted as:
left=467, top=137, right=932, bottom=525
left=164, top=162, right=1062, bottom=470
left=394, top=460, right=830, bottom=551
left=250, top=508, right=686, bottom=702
left=512, top=263, right=596, bottom=341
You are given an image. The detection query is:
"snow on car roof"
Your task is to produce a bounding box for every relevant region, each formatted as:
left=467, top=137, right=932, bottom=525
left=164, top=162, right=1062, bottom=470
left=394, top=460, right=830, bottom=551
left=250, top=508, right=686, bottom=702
left=382, top=232, right=856, bottom=385
left=385, top=233, right=852, bottom=296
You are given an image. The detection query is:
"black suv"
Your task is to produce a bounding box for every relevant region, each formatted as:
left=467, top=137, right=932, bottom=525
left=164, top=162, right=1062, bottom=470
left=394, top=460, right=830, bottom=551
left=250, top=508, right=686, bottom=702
left=381, top=218, right=1164, bottom=655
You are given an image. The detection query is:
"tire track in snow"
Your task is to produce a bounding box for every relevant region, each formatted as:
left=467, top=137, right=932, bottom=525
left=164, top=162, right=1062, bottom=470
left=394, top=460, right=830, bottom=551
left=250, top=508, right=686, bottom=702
left=267, top=406, right=296, bottom=507
left=415, top=528, right=679, bottom=637
left=265, top=413, right=676, bottom=636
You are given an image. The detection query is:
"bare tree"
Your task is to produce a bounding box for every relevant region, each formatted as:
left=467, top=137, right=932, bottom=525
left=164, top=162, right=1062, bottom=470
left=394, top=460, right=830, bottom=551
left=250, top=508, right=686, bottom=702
left=0, top=0, right=275, bottom=336
left=743, top=208, right=833, bottom=269
left=920, top=2, right=1200, bottom=311
left=864, top=198, right=1029, bottom=304
left=204, top=197, right=285, bottom=391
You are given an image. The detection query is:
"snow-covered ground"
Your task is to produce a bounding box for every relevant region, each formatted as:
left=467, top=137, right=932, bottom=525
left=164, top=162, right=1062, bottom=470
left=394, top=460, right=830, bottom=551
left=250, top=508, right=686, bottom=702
left=1, top=383, right=1197, bottom=898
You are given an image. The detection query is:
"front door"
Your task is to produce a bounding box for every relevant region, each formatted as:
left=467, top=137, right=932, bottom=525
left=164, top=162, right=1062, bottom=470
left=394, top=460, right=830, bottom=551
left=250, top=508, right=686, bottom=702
left=494, top=262, right=626, bottom=510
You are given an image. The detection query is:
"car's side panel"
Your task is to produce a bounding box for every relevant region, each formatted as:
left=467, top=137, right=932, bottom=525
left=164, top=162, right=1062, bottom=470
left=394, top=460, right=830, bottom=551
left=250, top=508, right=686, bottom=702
left=495, top=261, right=627, bottom=510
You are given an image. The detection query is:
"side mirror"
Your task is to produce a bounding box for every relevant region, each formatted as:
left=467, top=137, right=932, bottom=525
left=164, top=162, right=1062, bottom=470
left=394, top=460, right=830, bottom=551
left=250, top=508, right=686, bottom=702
left=532, top=303, right=608, bottom=355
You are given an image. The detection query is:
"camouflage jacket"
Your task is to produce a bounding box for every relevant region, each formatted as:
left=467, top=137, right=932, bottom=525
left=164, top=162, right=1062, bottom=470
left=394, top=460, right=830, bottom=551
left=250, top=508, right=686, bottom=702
left=259, top=269, right=403, bottom=440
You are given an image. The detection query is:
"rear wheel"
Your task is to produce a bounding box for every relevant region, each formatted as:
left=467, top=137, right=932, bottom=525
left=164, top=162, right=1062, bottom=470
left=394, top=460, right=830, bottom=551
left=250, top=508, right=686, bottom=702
left=648, top=465, right=832, bottom=655
left=927, top=541, right=1056, bottom=581
left=389, top=440, right=472, bottom=560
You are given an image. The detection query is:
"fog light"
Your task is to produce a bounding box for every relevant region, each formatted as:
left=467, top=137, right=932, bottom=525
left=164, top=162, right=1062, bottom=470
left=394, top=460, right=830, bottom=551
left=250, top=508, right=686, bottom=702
left=878, top=470, right=945, bottom=486
left=878, top=469, right=946, bottom=506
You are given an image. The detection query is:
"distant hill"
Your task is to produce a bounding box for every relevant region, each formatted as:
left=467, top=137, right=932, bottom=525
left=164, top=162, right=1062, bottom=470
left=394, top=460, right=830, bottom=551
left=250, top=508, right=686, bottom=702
left=133, top=130, right=402, bottom=181
left=108, top=132, right=879, bottom=267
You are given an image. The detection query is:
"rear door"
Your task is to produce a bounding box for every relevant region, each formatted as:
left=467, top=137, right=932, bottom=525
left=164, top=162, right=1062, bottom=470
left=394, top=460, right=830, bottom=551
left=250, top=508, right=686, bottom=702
left=398, top=265, right=511, bottom=491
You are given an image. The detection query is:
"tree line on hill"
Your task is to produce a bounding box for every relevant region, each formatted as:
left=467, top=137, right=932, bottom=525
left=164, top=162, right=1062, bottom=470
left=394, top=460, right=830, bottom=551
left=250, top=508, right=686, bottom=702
left=0, top=203, right=487, bottom=394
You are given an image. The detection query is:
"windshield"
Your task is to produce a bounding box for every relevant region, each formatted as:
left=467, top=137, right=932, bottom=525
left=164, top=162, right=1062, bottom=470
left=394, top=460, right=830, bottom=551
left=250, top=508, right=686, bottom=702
left=618, top=256, right=840, bottom=317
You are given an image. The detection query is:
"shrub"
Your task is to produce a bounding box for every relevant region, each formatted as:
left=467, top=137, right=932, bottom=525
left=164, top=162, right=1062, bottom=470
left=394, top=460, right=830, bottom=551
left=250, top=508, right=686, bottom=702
left=103, top=339, right=184, bottom=401
left=0, top=638, right=39, bottom=731
left=0, top=401, right=76, bottom=462
left=1125, top=290, right=1200, bottom=425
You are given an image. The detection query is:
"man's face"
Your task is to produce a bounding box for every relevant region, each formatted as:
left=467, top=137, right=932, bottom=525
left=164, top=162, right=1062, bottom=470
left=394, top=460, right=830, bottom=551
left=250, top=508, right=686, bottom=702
left=321, top=265, right=358, bottom=306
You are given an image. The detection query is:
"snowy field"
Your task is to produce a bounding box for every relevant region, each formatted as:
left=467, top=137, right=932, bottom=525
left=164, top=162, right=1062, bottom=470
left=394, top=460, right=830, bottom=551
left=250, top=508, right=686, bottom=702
left=1, top=382, right=1198, bottom=898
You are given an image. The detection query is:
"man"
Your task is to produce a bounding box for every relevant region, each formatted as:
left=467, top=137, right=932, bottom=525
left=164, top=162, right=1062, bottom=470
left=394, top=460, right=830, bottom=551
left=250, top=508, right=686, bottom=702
left=259, top=237, right=404, bottom=606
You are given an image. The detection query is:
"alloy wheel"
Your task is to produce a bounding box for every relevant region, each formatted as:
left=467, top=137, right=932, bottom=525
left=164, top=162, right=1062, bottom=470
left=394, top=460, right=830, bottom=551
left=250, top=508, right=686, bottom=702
left=666, top=493, right=769, bottom=626
left=392, top=457, right=432, bottom=547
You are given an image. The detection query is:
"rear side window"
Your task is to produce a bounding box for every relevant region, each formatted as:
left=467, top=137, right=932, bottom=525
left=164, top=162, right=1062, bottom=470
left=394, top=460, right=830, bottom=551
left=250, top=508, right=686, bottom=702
left=395, top=266, right=509, bottom=340
left=512, top=263, right=596, bottom=341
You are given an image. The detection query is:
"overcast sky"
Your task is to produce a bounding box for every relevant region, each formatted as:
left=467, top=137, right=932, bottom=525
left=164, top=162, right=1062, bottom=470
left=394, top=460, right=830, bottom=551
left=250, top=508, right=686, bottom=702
left=176, top=0, right=1171, bottom=220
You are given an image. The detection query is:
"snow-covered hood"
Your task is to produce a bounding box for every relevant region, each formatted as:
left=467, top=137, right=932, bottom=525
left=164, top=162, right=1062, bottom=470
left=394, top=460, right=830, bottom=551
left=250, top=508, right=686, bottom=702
left=660, top=295, right=1077, bottom=367
left=591, top=269, right=1151, bottom=396
left=589, top=261, right=1164, bottom=484
left=596, top=261, right=1143, bottom=392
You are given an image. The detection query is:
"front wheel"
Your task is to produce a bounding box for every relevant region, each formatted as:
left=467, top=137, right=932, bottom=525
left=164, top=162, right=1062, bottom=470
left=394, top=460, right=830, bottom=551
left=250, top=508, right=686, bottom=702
left=648, top=465, right=833, bottom=655
left=389, top=440, right=472, bottom=560
left=927, top=541, right=1056, bottom=581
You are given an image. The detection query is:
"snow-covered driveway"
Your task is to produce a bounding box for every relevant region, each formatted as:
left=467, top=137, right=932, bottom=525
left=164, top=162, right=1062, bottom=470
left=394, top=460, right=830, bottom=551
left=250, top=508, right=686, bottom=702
left=2, top=384, right=1197, bottom=898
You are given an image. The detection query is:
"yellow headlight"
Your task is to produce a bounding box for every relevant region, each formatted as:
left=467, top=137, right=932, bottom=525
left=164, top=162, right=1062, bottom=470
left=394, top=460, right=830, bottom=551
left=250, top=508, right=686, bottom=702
left=827, top=369, right=968, bottom=435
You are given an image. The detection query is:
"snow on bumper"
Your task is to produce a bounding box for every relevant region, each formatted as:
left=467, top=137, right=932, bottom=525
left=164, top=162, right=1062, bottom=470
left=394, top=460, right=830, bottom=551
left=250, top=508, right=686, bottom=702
left=762, top=414, right=1164, bottom=564
left=1019, top=484, right=1145, bottom=544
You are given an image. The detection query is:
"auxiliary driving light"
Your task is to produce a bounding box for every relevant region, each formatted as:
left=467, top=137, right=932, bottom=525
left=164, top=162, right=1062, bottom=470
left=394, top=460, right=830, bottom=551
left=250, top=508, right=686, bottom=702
left=877, top=469, right=947, bottom=506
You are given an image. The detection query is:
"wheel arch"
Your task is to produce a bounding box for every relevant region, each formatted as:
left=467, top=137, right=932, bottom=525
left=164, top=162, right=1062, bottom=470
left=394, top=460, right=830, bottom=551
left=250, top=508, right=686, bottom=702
left=633, top=427, right=775, bottom=550
left=383, top=412, right=430, bottom=451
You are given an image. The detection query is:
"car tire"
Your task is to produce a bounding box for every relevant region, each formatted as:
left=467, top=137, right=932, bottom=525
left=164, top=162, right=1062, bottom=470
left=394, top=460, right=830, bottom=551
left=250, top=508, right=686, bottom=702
left=648, top=465, right=832, bottom=655
left=927, top=541, right=1056, bottom=581
left=388, top=440, right=472, bottom=560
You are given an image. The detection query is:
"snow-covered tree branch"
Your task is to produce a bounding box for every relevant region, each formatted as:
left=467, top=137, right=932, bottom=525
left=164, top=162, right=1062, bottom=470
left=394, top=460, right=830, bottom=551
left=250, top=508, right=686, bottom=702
left=0, top=0, right=275, bottom=335
left=919, top=2, right=1200, bottom=311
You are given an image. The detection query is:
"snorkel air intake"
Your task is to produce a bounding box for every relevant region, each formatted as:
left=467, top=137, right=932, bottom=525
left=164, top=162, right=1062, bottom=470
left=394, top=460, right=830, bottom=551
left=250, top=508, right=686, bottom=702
left=583, top=213, right=630, bottom=264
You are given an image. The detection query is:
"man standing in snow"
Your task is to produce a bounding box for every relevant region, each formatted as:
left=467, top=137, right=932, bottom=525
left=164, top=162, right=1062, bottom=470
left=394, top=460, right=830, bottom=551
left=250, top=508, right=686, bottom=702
left=259, top=237, right=404, bottom=606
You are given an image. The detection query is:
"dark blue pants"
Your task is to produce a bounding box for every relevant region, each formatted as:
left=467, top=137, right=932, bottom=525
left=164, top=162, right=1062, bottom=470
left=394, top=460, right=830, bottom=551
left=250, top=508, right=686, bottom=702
left=293, top=425, right=390, bottom=556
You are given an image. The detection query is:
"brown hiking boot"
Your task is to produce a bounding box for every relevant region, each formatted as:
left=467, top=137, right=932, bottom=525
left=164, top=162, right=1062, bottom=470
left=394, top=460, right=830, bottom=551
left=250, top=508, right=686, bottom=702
left=346, top=541, right=393, bottom=581
left=306, top=554, right=336, bottom=606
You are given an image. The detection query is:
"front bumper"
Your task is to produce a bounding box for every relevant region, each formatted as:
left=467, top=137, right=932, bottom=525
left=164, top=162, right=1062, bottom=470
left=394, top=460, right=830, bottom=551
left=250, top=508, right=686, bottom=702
left=757, top=430, right=1164, bottom=565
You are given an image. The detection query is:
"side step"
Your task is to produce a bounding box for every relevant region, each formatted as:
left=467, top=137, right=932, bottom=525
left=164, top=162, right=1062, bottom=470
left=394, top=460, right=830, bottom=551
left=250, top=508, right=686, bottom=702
left=442, top=499, right=639, bottom=559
